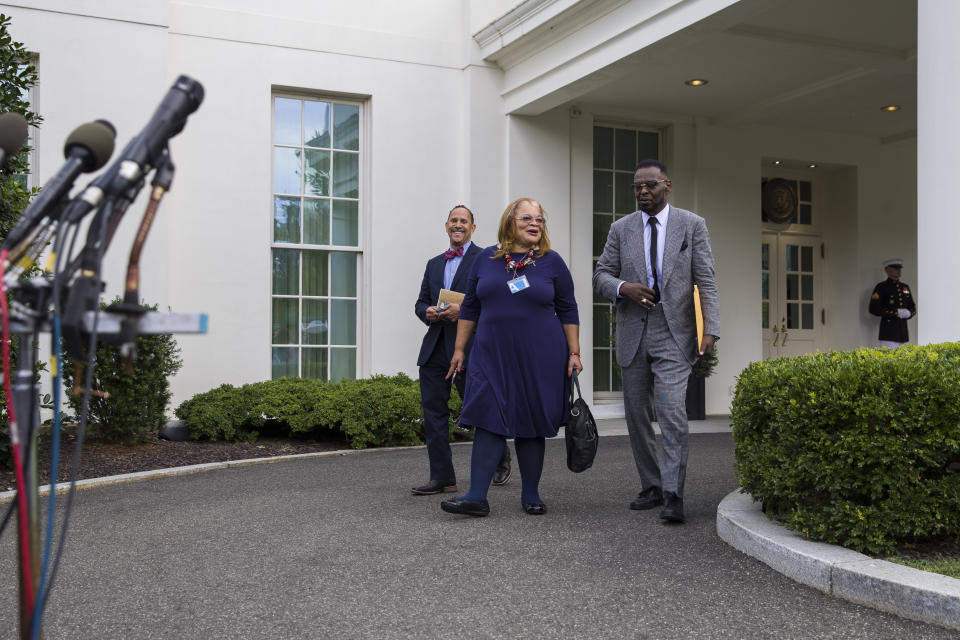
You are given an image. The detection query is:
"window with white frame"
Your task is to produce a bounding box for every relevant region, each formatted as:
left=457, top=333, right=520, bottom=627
left=271, top=95, right=361, bottom=381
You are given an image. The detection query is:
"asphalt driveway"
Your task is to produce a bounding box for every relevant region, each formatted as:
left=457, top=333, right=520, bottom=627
left=1, top=434, right=955, bottom=639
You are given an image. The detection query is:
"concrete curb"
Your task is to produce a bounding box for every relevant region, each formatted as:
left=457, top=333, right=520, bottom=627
left=0, top=445, right=409, bottom=504
left=717, top=489, right=960, bottom=630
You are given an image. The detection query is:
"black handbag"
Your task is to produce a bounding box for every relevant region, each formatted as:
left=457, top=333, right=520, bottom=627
left=565, top=370, right=598, bottom=472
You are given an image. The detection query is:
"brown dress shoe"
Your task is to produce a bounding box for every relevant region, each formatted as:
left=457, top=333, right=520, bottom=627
left=411, top=480, right=457, bottom=495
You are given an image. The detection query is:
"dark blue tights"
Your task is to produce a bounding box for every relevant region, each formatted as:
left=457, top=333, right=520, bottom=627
left=461, top=427, right=545, bottom=505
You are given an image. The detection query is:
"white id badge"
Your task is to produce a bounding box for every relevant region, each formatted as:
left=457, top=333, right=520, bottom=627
left=507, top=275, right=530, bottom=294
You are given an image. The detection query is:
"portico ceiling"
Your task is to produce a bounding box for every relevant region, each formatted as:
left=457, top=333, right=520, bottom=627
left=476, top=0, right=917, bottom=142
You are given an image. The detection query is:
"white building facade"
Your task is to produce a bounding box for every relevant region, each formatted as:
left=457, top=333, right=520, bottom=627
left=4, top=0, right=956, bottom=415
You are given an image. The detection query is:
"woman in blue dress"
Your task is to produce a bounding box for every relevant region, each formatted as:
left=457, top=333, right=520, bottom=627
left=441, top=197, right=581, bottom=517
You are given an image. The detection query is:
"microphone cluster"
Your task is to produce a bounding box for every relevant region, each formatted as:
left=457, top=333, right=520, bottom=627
left=0, top=74, right=207, bottom=640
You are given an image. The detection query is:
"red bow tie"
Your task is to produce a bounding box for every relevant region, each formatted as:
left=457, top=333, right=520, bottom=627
left=445, top=247, right=464, bottom=260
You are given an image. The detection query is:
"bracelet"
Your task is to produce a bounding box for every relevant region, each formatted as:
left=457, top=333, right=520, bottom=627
left=568, top=352, right=580, bottom=357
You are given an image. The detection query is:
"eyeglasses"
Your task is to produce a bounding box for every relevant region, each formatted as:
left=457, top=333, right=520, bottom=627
left=632, top=179, right=668, bottom=190
left=516, top=215, right=545, bottom=225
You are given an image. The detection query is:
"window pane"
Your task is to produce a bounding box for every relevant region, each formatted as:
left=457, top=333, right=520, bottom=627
left=332, top=152, right=359, bottom=198
left=272, top=347, right=298, bottom=379
left=330, top=347, right=356, bottom=382
left=274, top=147, right=301, bottom=195
left=801, top=245, right=813, bottom=272
left=612, top=362, right=622, bottom=393
left=303, top=198, right=330, bottom=245
left=272, top=249, right=299, bottom=295
left=615, top=173, right=635, bottom=214
left=787, top=302, right=799, bottom=329
left=303, top=250, right=329, bottom=296
left=333, top=104, right=359, bottom=151
left=331, top=252, right=357, bottom=296
left=594, top=126, right=613, bottom=169
left=593, top=215, right=612, bottom=257
left=332, top=199, right=359, bottom=246
left=799, top=181, right=811, bottom=201
left=761, top=244, right=769, bottom=270
left=304, top=149, right=330, bottom=196
left=762, top=301, right=769, bottom=329
left=761, top=272, right=769, bottom=300
left=801, top=275, right=813, bottom=301
left=331, top=300, right=357, bottom=345
left=593, top=349, right=610, bottom=392
left=786, top=274, right=798, bottom=300
left=274, top=98, right=301, bottom=146
left=786, top=245, right=798, bottom=272
left=799, top=203, right=811, bottom=225
left=302, top=299, right=328, bottom=345
left=593, top=305, right=611, bottom=346
left=593, top=260, right=605, bottom=303
left=272, top=298, right=298, bottom=344
left=593, top=170, right=613, bottom=212
left=615, top=129, right=636, bottom=171
left=802, top=303, right=814, bottom=330
left=304, top=100, right=330, bottom=148
left=637, top=131, right=658, bottom=160
left=302, top=347, right=328, bottom=380
left=274, top=196, right=300, bottom=243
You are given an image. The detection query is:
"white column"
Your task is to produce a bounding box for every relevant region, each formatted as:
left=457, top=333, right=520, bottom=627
left=917, top=0, right=960, bottom=344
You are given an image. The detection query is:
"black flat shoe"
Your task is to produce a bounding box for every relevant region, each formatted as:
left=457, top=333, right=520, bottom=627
left=440, top=497, right=490, bottom=517
left=411, top=480, right=457, bottom=495
left=522, top=502, right=546, bottom=515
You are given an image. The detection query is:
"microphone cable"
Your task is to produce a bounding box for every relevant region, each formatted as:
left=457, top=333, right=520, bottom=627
left=28, top=201, right=108, bottom=638
left=0, top=247, right=37, bottom=617
left=29, top=215, right=75, bottom=640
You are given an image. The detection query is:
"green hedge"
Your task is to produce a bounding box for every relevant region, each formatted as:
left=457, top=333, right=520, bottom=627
left=175, top=373, right=463, bottom=449
left=732, top=343, right=960, bottom=554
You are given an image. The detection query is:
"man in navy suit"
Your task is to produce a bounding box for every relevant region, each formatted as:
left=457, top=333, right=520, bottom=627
left=412, top=205, right=511, bottom=495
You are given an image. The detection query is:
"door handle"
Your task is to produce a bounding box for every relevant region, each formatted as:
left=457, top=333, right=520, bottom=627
left=780, top=320, right=788, bottom=346
left=771, top=325, right=780, bottom=347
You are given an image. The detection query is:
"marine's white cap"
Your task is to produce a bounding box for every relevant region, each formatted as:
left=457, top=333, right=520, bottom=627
left=882, top=258, right=903, bottom=269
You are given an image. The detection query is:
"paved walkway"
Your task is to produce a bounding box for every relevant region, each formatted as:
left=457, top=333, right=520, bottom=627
left=2, top=427, right=957, bottom=638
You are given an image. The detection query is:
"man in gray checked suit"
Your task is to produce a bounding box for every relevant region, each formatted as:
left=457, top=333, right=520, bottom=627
left=593, top=159, right=719, bottom=524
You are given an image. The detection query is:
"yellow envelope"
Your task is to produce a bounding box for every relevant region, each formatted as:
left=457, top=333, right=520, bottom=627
left=694, top=285, right=704, bottom=352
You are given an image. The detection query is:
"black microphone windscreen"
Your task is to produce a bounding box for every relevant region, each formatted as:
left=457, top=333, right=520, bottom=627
left=64, top=120, right=116, bottom=171
left=0, top=112, right=28, bottom=162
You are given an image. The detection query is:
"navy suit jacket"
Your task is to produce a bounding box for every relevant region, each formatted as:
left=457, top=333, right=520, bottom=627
left=415, top=242, right=482, bottom=367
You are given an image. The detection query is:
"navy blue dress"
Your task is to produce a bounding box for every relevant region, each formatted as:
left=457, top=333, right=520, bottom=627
left=458, top=246, right=580, bottom=438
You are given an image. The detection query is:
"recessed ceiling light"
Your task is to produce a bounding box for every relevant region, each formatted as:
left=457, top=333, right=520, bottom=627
left=685, top=79, right=708, bottom=87
left=808, top=163, right=817, bottom=169
left=773, top=160, right=781, bottom=166
left=881, top=105, right=901, bottom=112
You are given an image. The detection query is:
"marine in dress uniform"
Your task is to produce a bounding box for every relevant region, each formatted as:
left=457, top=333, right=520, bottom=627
left=868, top=258, right=916, bottom=348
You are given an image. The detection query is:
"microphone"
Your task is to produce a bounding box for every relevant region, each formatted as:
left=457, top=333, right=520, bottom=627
left=2, top=119, right=115, bottom=250
left=106, top=75, right=203, bottom=194
left=0, top=112, right=28, bottom=169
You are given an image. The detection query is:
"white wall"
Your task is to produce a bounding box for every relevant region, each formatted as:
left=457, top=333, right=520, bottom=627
left=4, top=2, right=481, bottom=410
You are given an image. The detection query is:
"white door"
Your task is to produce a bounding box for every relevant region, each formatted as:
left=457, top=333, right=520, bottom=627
left=762, top=233, right=823, bottom=359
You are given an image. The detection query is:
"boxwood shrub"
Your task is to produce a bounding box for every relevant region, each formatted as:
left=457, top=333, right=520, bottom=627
left=175, top=373, right=463, bottom=449
left=732, top=343, right=960, bottom=554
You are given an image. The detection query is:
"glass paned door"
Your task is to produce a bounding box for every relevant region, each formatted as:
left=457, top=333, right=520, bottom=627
left=592, top=125, right=660, bottom=396
left=762, top=232, right=822, bottom=359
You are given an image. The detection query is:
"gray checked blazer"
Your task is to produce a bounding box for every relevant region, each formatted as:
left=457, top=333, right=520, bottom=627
left=593, top=206, right=720, bottom=368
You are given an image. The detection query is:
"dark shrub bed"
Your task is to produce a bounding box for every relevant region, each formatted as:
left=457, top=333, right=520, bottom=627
left=176, top=373, right=462, bottom=449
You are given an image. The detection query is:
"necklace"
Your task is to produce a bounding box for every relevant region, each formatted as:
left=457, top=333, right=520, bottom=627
left=504, top=249, right=535, bottom=273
